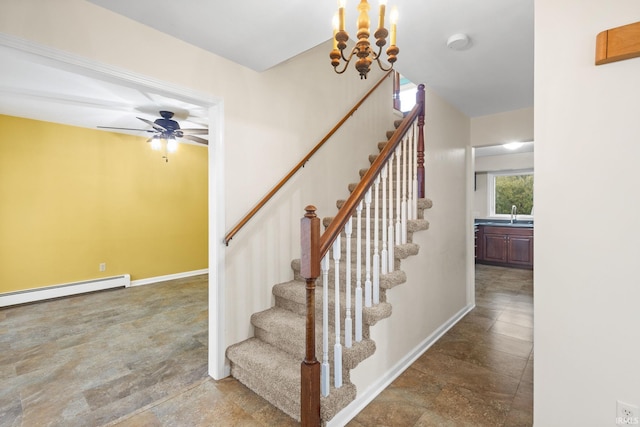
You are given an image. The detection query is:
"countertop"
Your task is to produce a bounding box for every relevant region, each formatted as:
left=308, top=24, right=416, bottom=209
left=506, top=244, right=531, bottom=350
left=474, top=219, right=534, bottom=228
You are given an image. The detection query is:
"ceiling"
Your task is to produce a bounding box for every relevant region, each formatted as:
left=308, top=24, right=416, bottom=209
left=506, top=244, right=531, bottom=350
left=0, top=44, right=210, bottom=136
left=0, top=0, right=533, bottom=136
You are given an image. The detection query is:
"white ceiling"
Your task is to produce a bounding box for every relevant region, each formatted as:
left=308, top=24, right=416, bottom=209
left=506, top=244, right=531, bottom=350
left=0, top=0, right=533, bottom=135
left=0, top=44, right=209, bottom=131
left=85, top=0, right=534, bottom=117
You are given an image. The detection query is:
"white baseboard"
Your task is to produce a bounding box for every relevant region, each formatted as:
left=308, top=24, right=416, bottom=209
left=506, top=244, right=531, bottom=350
left=0, top=269, right=209, bottom=307
left=129, top=269, right=208, bottom=287
left=0, top=274, right=131, bottom=307
left=326, top=303, right=475, bottom=427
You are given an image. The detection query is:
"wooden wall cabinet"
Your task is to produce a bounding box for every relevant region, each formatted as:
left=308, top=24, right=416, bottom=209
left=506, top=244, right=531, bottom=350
left=476, top=225, right=533, bottom=269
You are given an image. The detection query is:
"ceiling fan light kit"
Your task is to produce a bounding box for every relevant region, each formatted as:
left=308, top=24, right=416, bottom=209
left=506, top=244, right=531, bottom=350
left=97, top=110, right=208, bottom=162
left=330, top=0, right=400, bottom=79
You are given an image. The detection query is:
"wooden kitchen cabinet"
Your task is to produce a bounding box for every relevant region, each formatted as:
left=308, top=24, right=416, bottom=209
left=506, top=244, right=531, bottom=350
left=474, top=226, right=483, bottom=261
left=476, top=225, right=533, bottom=269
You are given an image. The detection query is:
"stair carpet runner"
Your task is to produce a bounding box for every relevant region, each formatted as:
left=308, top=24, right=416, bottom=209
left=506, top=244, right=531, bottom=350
left=226, top=122, right=433, bottom=423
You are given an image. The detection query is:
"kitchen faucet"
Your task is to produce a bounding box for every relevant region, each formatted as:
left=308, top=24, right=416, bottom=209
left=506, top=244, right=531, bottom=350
left=510, top=205, right=517, bottom=224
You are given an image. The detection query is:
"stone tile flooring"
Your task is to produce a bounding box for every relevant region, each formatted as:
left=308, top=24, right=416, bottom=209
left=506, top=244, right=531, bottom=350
left=348, top=264, right=533, bottom=426
left=0, top=264, right=532, bottom=426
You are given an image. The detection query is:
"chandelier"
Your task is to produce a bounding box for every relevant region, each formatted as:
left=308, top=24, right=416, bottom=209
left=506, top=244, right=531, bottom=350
left=330, top=0, right=399, bottom=79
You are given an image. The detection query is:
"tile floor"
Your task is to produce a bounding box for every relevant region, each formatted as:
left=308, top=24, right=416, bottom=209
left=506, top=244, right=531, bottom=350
left=0, top=264, right=532, bottom=426
left=348, top=264, right=533, bottom=426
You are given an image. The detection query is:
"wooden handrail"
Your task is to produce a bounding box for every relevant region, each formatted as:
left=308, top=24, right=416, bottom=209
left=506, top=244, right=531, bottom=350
left=319, top=84, right=425, bottom=259
left=223, top=69, right=394, bottom=245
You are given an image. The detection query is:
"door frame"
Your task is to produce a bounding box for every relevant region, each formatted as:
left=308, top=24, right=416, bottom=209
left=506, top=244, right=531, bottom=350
left=0, top=33, right=227, bottom=379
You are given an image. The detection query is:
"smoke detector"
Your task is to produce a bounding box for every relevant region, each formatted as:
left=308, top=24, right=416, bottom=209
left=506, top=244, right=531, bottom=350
left=447, top=33, right=471, bottom=50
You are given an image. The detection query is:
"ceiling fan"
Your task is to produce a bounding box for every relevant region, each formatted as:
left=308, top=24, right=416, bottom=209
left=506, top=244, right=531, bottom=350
left=98, top=110, right=208, bottom=146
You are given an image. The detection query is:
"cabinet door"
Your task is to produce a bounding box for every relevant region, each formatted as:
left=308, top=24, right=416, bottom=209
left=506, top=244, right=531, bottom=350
left=483, top=233, right=508, bottom=263
left=507, top=235, right=533, bottom=266
left=475, top=227, right=483, bottom=261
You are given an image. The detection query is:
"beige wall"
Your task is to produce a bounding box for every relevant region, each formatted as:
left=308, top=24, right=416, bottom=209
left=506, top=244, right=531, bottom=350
left=474, top=151, right=534, bottom=172
left=471, top=107, right=533, bottom=147
left=0, top=115, right=208, bottom=293
left=535, top=1, right=640, bottom=425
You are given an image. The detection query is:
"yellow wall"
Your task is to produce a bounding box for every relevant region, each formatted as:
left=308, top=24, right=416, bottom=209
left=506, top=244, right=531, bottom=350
left=0, top=114, right=208, bottom=293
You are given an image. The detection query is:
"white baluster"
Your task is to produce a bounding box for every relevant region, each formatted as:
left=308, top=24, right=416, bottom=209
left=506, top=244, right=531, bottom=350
left=401, top=134, right=408, bottom=245
left=321, top=254, right=330, bottom=397
left=355, top=201, right=363, bottom=342
left=395, top=144, right=402, bottom=246
left=364, top=188, right=372, bottom=308
left=381, top=164, right=388, bottom=274
left=412, top=122, right=419, bottom=219
left=388, top=152, right=395, bottom=272
left=407, top=126, right=415, bottom=221
left=333, top=238, right=342, bottom=388
left=373, top=174, right=380, bottom=305
left=344, top=218, right=353, bottom=348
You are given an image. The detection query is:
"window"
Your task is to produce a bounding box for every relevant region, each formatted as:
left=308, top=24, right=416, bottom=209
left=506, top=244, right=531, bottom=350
left=488, top=170, right=534, bottom=217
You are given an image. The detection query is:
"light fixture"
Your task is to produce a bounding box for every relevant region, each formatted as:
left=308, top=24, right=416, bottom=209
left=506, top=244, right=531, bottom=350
left=149, top=134, right=178, bottom=162
left=330, top=0, right=400, bottom=79
left=503, top=142, right=524, bottom=150
left=166, top=136, right=178, bottom=153
left=150, top=135, right=162, bottom=151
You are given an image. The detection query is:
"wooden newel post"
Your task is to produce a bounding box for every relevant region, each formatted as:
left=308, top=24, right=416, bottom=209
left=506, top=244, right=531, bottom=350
left=392, top=70, right=401, bottom=111
left=300, top=205, right=321, bottom=427
left=416, top=84, right=426, bottom=198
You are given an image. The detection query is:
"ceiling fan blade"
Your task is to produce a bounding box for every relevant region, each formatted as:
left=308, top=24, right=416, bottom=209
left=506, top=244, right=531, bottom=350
left=179, top=128, right=208, bottom=135
left=137, top=117, right=167, bottom=132
left=182, top=135, right=208, bottom=145
left=98, top=126, right=155, bottom=133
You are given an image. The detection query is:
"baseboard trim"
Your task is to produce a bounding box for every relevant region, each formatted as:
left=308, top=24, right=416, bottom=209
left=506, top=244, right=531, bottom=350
left=0, top=274, right=131, bottom=307
left=129, top=269, right=209, bottom=287
left=326, top=303, right=475, bottom=427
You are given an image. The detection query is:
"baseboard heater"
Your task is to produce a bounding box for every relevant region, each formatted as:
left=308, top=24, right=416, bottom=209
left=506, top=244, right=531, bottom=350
left=0, top=274, right=131, bottom=308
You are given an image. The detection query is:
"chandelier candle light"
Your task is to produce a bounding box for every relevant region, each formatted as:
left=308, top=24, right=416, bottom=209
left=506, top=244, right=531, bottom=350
left=330, top=0, right=399, bottom=79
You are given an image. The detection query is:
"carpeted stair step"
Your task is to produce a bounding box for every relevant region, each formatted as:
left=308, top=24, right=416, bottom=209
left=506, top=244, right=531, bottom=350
left=329, top=236, right=423, bottom=264
left=291, top=256, right=412, bottom=290
left=226, top=337, right=357, bottom=422
left=347, top=182, right=431, bottom=202
left=384, top=121, right=403, bottom=140
left=323, top=216, right=430, bottom=237
left=273, top=280, right=394, bottom=334
left=358, top=168, right=432, bottom=184
left=336, top=197, right=433, bottom=219
left=339, top=196, right=432, bottom=210
left=317, top=222, right=429, bottom=252
left=251, top=306, right=377, bottom=370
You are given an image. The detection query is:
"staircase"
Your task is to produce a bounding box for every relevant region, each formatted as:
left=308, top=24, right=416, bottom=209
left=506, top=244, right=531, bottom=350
left=226, top=118, right=433, bottom=423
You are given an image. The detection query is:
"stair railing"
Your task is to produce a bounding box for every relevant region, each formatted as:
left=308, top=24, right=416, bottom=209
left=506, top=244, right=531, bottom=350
left=300, top=84, right=425, bottom=427
left=224, top=69, right=394, bottom=246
